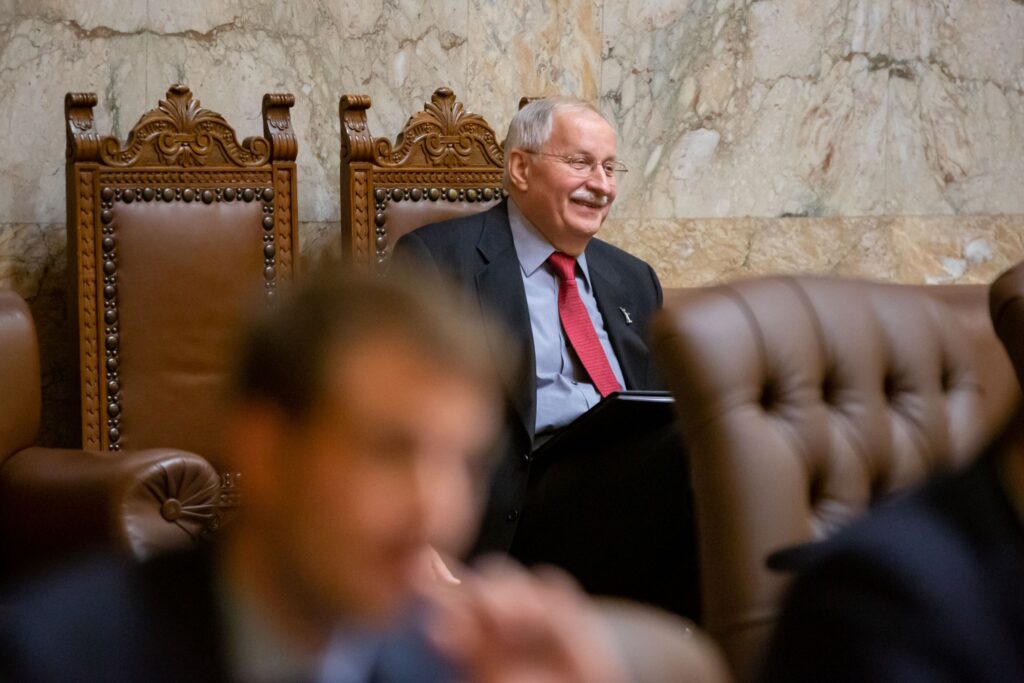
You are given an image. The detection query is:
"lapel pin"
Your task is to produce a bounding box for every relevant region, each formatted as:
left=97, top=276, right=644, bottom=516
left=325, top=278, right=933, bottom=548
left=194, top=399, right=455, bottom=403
left=619, top=307, right=634, bottom=325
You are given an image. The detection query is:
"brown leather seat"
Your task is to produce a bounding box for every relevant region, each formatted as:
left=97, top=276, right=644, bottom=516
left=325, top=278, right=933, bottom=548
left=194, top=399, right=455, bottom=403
left=64, top=84, right=299, bottom=513
left=339, top=87, right=505, bottom=269
left=653, top=276, right=1020, bottom=682
left=0, top=289, right=220, bottom=579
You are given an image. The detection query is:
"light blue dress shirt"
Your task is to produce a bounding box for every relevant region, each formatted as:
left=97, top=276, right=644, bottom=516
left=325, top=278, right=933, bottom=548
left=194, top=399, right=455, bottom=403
left=507, top=199, right=626, bottom=437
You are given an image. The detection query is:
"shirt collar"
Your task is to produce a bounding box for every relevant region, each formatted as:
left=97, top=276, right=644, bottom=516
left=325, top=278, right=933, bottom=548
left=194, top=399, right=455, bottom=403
left=216, top=560, right=383, bottom=683
left=217, top=568, right=321, bottom=682
left=507, top=198, right=591, bottom=286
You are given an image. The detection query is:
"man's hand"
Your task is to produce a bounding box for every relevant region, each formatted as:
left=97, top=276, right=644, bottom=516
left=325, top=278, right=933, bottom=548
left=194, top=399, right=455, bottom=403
left=419, top=545, right=462, bottom=588
left=427, top=558, right=631, bottom=683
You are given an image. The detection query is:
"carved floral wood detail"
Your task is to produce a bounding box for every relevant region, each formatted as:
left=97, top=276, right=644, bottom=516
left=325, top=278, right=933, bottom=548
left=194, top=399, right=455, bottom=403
left=66, top=84, right=296, bottom=168
left=341, top=87, right=504, bottom=168
left=65, top=93, right=102, bottom=163
left=263, top=93, right=298, bottom=162
left=340, top=88, right=507, bottom=267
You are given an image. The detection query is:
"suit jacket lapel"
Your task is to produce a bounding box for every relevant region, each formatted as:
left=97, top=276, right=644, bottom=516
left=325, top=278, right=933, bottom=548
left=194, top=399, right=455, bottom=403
left=588, top=246, right=648, bottom=389
left=473, top=204, right=537, bottom=444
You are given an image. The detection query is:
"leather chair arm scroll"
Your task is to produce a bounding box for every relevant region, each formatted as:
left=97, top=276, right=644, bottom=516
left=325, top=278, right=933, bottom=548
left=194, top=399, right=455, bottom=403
left=0, top=447, right=221, bottom=578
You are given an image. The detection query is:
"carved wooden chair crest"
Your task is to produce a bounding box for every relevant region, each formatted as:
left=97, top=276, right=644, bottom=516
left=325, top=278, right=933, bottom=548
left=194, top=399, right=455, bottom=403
left=65, top=84, right=298, bottom=516
left=340, top=87, right=507, bottom=269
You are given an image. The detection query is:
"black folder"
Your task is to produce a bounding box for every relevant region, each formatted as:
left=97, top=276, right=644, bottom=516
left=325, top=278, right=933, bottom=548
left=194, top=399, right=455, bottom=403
left=532, top=390, right=676, bottom=462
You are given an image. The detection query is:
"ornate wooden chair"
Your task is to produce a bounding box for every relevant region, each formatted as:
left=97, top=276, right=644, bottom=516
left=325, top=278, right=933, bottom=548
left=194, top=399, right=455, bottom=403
left=65, top=84, right=299, bottom=523
left=339, top=87, right=506, bottom=269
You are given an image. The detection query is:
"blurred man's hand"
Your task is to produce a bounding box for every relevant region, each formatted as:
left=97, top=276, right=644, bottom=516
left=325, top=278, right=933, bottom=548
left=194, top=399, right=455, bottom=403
left=422, top=545, right=462, bottom=587
left=428, top=558, right=631, bottom=683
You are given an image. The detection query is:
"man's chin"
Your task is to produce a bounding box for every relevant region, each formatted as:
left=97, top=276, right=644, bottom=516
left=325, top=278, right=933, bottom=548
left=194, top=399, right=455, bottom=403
left=349, top=585, right=416, bottom=626
left=568, top=206, right=609, bottom=231
left=567, top=219, right=606, bottom=241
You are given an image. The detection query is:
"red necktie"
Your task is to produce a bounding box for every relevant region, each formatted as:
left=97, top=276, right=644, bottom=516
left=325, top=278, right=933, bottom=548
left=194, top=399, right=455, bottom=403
left=548, top=251, right=623, bottom=397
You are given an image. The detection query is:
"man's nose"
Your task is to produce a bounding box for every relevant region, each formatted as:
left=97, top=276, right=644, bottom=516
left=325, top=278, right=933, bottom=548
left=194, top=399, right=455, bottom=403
left=585, top=166, right=613, bottom=195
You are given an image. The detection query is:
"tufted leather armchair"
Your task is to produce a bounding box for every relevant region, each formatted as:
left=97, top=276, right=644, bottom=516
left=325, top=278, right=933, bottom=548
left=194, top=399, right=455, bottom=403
left=0, top=290, right=220, bottom=581
left=652, top=276, right=1020, bottom=682
left=339, top=87, right=507, bottom=270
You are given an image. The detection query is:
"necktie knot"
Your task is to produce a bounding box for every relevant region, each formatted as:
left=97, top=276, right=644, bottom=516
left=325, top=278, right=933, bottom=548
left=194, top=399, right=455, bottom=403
left=548, top=251, right=577, bottom=283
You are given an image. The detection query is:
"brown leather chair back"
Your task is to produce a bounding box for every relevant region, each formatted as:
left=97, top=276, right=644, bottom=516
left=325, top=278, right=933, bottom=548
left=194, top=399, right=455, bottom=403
left=65, top=84, right=298, bottom=466
left=339, top=87, right=505, bottom=269
left=0, top=291, right=41, bottom=462
left=653, top=276, right=1019, bottom=682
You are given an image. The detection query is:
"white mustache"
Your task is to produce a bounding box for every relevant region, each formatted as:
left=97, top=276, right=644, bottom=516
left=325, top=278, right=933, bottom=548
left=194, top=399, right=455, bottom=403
left=570, top=189, right=610, bottom=206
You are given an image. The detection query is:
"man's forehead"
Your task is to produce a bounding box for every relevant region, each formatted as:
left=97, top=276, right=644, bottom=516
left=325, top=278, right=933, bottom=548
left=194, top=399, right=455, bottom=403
left=552, top=107, right=614, bottom=132
left=548, top=109, right=618, bottom=154
left=323, top=336, right=495, bottom=406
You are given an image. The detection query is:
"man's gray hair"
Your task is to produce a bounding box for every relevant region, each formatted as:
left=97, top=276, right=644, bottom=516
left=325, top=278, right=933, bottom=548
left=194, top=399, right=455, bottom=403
left=502, top=97, right=613, bottom=189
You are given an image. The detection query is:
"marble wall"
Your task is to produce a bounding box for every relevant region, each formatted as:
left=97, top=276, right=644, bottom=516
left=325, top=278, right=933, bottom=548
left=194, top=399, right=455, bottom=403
left=1, top=0, right=1023, bottom=444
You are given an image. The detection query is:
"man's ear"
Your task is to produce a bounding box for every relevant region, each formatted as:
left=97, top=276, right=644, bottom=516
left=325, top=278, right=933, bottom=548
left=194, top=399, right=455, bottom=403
left=220, top=401, right=289, bottom=502
left=506, top=150, right=531, bottom=192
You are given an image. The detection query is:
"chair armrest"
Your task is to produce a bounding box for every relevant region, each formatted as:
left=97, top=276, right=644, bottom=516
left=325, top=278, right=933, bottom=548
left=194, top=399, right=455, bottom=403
left=0, top=447, right=221, bottom=578
left=595, top=598, right=732, bottom=683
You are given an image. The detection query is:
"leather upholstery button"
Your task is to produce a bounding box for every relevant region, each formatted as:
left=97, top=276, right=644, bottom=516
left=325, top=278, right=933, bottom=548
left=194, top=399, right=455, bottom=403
left=160, top=498, right=183, bottom=522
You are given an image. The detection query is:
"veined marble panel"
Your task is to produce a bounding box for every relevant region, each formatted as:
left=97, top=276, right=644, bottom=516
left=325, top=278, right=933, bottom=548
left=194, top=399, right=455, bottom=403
left=887, top=214, right=1024, bottom=285
left=891, top=0, right=1024, bottom=81
left=886, top=0, right=1024, bottom=215
left=602, top=0, right=892, bottom=218
left=0, top=15, right=148, bottom=224
left=11, top=0, right=148, bottom=33
left=2, top=0, right=1021, bottom=228
left=299, top=220, right=342, bottom=275
left=465, top=0, right=604, bottom=132
left=602, top=0, right=1024, bottom=218
left=601, top=214, right=1024, bottom=288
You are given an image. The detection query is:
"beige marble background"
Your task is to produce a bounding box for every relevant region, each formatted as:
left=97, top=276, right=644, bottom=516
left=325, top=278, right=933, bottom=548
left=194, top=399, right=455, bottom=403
left=1, top=0, right=1022, bottom=444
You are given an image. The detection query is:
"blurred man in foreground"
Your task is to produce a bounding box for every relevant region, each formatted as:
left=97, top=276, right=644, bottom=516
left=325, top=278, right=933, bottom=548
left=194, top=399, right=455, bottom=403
left=0, top=273, right=643, bottom=682
left=762, top=417, right=1024, bottom=682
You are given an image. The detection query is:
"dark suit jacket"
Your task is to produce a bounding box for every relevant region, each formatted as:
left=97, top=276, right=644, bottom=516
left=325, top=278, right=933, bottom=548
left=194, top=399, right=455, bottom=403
left=762, top=449, right=1024, bottom=682
left=0, top=550, right=458, bottom=683
left=394, top=201, right=664, bottom=553
left=395, top=202, right=699, bottom=618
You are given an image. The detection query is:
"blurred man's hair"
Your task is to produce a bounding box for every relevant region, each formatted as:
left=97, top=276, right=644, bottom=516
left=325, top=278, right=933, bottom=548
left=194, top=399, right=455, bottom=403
left=232, top=270, right=507, bottom=421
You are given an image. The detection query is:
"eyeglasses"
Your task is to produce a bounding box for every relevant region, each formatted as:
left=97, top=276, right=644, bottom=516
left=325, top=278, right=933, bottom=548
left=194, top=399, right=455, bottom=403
left=524, top=151, right=629, bottom=179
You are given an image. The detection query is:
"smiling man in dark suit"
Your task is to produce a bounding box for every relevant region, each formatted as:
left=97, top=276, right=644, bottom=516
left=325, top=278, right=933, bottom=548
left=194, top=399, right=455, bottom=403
left=394, top=97, right=697, bottom=617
